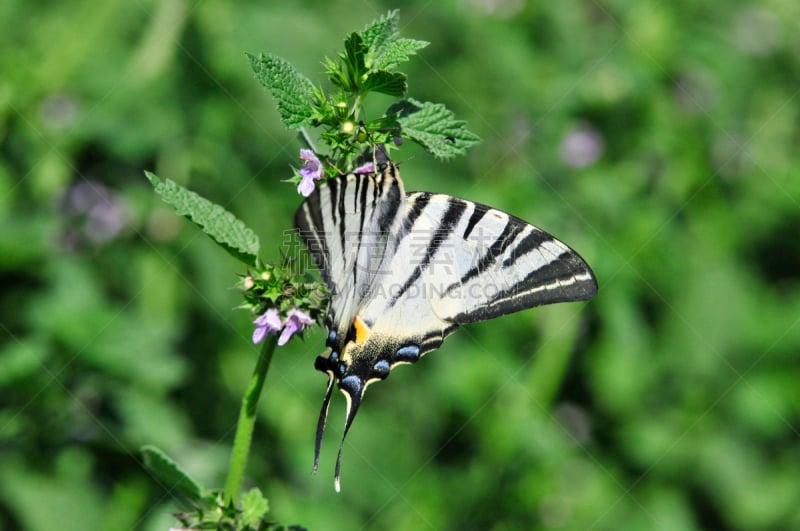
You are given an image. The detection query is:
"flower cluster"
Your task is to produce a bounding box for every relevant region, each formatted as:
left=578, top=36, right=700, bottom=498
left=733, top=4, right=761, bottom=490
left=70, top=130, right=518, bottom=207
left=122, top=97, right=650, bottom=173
left=253, top=307, right=315, bottom=346
left=240, top=264, right=328, bottom=347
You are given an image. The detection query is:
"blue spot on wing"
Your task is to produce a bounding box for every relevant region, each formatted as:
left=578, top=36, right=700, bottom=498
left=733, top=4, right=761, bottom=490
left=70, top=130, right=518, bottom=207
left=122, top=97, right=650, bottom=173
left=395, top=345, right=420, bottom=362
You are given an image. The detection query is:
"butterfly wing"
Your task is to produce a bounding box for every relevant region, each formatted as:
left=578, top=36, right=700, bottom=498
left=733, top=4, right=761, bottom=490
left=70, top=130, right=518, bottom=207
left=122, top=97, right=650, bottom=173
left=294, top=166, right=405, bottom=338
left=408, top=193, right=598, bottom=324
left=355, top=190, right=596, bottom=364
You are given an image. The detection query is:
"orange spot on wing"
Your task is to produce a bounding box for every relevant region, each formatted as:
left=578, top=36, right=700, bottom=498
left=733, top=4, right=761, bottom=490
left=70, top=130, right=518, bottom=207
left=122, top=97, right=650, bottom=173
left=352, top=316, right=369, bottom=344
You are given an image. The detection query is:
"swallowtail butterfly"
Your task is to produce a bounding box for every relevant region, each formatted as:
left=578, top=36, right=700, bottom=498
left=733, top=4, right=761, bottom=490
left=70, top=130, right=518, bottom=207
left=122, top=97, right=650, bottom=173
left=295, top=158, right=597, bottom=490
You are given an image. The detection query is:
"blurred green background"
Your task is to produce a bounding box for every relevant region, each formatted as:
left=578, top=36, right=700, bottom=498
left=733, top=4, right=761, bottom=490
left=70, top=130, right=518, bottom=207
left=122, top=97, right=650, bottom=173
left=2, top=0, right=799, bottom=529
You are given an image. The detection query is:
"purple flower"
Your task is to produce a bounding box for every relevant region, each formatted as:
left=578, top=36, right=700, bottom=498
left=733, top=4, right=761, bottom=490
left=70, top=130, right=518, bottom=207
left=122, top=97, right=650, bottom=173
left=560, top=124, right=604, bottom=168
left=297, top=149, right=322, bottom=197
left=253, top=308, right=282, bottom=344
left=278, top=309, right=315, bottom=346
left=352, top=162, right=374, bottom=175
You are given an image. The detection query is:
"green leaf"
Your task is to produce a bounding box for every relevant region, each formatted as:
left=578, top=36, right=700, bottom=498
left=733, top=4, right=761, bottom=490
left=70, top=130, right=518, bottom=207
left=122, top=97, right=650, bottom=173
left=145, top=171, right=259, bottom=267
left=240, top=488, right=269, bottom=527
left=324, top=55, right=350, bottom=93
left=342, top=32, right=368, bottom=89
left=359, top=11, right=426, bottom=71
left=392, top=99, right=481, bottom=158
left=372, top=38, right=429, bottom=70
left=140, top=445, right=211, bottom=507
left=363, top=70, right=407, bottom=97
left=361, top=10, right=399, bottom=69
left=247, top=53, right=315, bottom=129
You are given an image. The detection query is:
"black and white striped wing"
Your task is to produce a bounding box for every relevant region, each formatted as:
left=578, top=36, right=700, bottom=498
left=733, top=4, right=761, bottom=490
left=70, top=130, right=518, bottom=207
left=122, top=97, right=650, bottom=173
left=294, top=166, right=404, bottom=337
left=413, top=193, right=597, bottom=324
left=356, top=191, right=596, bottom=348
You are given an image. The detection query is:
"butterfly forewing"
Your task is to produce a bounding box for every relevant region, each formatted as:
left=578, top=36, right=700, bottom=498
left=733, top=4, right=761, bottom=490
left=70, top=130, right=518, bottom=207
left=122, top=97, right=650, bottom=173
left=294, top=166, right=405, bottom=334
left=419, top=196, right=597, bottom=323
left=355, top=192, right=597, bottom=329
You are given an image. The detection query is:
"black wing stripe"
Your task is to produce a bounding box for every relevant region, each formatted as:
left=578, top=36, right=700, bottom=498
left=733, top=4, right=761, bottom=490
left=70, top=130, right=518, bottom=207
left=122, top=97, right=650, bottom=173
left=377, top=178, right=402, bottom=233
left=392, top=192, right=431, bottom=250
left=389, top=199, right=468, bottom=306
left=450, top=254, right=596, bottom=323
left=491, top=266, right=596, bottom=308
left=370, top=174, right=380, bottom=217
left=462, top=203, right=487, bottom=240
left=337, top=177, right=347, bottom=257
left=328, top=178, right=338, bottom=226
left=445, top=215, right=523, bottom=294
left=500, top=227, right=553, bottom=269
left=351, top=174, right=360, bottom=214
left=351, top=177, right=373, bottom=284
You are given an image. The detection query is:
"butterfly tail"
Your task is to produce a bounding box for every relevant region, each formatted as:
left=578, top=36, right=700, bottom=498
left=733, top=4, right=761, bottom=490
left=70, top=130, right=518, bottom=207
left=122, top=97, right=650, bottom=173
left=313, top=372, right=336, bottom=473
left=333, top=375, right=366, bottom=492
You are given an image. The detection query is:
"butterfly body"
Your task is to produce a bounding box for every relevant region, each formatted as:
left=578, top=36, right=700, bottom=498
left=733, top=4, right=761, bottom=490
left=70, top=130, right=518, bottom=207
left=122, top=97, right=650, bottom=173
left=295, top=161, right=596, bottom=490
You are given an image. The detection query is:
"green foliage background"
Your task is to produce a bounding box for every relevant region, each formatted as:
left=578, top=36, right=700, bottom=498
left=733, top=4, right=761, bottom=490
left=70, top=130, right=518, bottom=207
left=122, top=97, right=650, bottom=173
left=2, top=1, right=799, bottom=529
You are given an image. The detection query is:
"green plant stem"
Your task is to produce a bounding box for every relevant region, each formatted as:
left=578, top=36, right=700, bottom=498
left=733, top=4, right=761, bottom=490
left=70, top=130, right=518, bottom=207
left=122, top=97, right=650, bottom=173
left=224, top=336, right=277, bottom=505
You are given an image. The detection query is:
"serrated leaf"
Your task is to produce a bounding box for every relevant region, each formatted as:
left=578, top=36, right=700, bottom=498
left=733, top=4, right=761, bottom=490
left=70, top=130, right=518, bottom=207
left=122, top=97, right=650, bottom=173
left=145, top=171, right=259, bottom=267
left=392, top=99, right=481, bottom=158
left=141, top=445, right=211, bottom=507
left=248, top=53, right=315, bottom=129
left=240, top=488, right=269, bottom=527
left=372, top=38, right=429, bottom=70
left=363, top=70, right=407, bottom=97
left=342, top=32, right=368, bottom=89
left=361, top=10, right=399, bottom=69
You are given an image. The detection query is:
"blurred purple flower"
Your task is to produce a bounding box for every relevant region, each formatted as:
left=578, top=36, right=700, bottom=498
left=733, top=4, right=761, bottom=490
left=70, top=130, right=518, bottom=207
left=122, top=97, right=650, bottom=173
left=253, top=308, right=282, bottom=344
left=278, top=309, right=315, bottom=346
left=297, top=149, right=322, bottom=196
left=60, top=180, right=129, bottom=249
left=353, top=162, right=374, bottom=174
left=560, top=124, right=604, bottom=168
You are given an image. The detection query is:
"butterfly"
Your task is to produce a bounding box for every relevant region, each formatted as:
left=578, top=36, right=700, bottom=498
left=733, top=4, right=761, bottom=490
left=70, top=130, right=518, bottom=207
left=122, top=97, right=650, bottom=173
left=295, top=159, right=597, bottom=490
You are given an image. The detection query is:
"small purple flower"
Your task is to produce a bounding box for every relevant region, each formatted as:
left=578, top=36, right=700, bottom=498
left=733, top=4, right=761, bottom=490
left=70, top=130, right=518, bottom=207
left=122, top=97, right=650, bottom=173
left=560, top=124, right=604, bottom=168
left=278, top=309, right=315, bottom=346
left=253, top=308, right=282, bottom=344
left=297, top=149, right=322, bottom=197
left=352, top=162, right=374, bottom=175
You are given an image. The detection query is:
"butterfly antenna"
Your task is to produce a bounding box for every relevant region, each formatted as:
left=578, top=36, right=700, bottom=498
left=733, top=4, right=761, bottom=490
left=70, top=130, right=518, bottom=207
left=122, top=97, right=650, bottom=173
left=313, top=373, right=336, bottom=473
left=334, top=375, right=365, bottom=492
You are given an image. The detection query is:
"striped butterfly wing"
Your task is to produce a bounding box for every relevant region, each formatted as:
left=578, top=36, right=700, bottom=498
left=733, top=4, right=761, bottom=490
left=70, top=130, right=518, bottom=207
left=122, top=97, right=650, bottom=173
left=397, top=193, right=598, bottom=324
left=294, top=165, right=404, bottom=338
left=359, top=192, right=597, bottom=325
left=294, top=163, right=597, bottom=490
